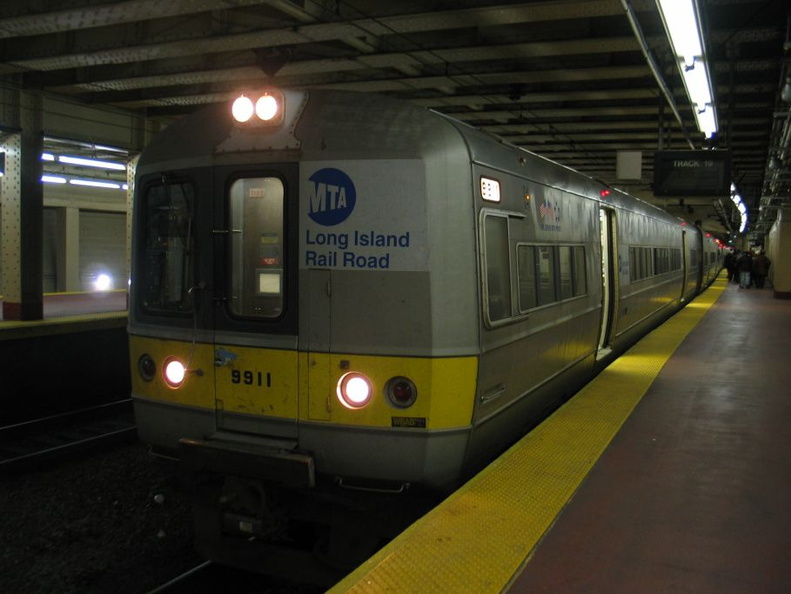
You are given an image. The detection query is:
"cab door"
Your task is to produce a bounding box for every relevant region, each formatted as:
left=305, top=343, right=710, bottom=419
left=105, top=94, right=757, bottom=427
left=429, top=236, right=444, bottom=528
left=597, top=207, right=618, bottom=357
left=211, top=166, right=301, bottom=438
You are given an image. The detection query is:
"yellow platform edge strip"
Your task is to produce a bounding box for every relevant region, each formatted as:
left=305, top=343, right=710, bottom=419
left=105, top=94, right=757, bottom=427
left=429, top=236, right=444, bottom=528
left=330, top=276, right=727, bottom=593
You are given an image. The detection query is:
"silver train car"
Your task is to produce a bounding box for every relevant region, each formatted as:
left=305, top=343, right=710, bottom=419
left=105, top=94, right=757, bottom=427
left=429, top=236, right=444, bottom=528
left=128, top=88, right=722, bottom=583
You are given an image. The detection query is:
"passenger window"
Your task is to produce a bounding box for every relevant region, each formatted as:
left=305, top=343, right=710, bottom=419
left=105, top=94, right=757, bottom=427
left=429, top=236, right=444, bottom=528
left=573, top=246, right=587, bottom=296
left=517, top=245, right=537, bottom=311
left=537, top=246, right=556, bottom=305
left=643, top=248, right=652, bottom=277
left=229, top=177, right=285, bottom=318
left=484, top=215, right=512, bottom=322
left=559, top=246, right=573, bottom=300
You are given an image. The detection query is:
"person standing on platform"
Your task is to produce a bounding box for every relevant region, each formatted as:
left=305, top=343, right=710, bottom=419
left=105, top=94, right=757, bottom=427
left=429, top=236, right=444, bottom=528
left=752, top=251, right=771, bottom=289
left=737, top=250, right=753, bottom=289
left=724, top=250, right=736, bottom=282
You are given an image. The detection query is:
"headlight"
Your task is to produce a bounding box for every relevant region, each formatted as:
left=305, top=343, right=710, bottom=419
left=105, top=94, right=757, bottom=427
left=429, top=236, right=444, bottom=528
left=137, top=354, right=156, bottom=382
left=385, top=376, right=417, bottom=408
left=163, top=357, right=187, bottom=388
left=232, top=90, right=284, bottom=125
left=337, top=372, right=373, bottom=409
left=231, top=95, right=254, bottom=122
left=255, top=94, right=279, bottom=121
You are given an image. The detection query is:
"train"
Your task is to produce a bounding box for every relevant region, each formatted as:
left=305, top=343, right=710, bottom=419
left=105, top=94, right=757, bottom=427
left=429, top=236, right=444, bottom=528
left=127, top=87, right=723, bottom=585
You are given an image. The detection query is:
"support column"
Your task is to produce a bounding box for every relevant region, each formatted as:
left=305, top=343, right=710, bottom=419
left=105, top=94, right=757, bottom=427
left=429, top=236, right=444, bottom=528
left=55, top=206, right=80, bottom=292
left=1, top=91, right=44, bottom=320
left=126, top=154, right=138, bottom=294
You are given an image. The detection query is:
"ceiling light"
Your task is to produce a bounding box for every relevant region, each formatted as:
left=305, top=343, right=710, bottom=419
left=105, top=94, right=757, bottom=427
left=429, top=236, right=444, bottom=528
left=656, top=0, right=718, bottom=138
left=58, top=155, right=126, bottom=170
left=782, top=77, right=791, bottom=103
left=68, top=179, right=122, bottom=189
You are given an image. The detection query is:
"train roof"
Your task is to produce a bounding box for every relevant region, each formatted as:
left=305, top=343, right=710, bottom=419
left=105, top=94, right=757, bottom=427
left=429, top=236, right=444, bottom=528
left=137, top=87, right=694, bottom=233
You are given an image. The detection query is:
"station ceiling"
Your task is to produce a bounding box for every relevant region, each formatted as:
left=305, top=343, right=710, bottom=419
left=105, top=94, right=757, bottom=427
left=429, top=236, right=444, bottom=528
left=0, top=0, right=789, bottom=245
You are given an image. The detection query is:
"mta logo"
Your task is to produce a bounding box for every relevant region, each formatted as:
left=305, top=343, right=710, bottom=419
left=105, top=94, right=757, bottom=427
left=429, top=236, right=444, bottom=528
left=308, top=168, right=356, bottom=226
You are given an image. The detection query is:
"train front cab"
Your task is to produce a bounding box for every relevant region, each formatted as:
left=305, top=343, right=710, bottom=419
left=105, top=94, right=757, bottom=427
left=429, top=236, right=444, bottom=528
left=127, top=91, right=492, bottom=581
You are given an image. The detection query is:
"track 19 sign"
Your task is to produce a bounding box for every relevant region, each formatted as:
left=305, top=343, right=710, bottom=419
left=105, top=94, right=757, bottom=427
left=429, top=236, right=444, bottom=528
left=653, top=151, right=731, bottom=197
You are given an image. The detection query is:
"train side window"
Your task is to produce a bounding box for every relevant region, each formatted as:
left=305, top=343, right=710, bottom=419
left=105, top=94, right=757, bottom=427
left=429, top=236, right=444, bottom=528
left=483, top=215, right=512, bottom=322
left=228, top=177, right=285, bottom=318
left=537, top=246, right=556, bottom=305
left=671, top=248, right=681, bottom=270
left=654, top=247, right=669, bottom=275
left=517, top=245, right=537, bottom=311
left=140, top=181, right=195, bottom=314
left=643, top=247, right=653, bottom=277
left=573, top=246, right=587, bottom=296
left=559, top=246, right=573, bottom=300
left=630, top=246, right=642, bottom=281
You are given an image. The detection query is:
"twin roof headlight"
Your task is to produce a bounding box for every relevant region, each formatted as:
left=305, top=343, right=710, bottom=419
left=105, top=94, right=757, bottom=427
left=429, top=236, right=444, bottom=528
left=231, top=91, right=284, bottom=125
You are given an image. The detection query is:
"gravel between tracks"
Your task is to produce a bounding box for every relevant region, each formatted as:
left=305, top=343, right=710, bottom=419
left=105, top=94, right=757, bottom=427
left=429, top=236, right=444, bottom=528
left=0, top=440, right=204, bottom=594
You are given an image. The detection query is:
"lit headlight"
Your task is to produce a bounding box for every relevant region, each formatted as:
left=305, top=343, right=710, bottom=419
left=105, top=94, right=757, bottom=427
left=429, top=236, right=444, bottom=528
left=255, top=94, right=278, bottom=121
left=337, top=372, right=373, bottom=409
left=232, top=90, right=284, bottom=125
left=163, top=357, right=187, bottom=388
left=231, top=95, right=254, bottom=123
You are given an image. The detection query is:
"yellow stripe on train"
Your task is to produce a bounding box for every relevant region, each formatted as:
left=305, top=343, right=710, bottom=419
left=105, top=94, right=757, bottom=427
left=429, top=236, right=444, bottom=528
left=129, top=335, right=478, bottom=430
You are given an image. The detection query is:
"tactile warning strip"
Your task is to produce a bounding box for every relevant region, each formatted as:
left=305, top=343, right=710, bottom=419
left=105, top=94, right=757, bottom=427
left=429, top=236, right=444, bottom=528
left=330, top=277, right=727, bottom=593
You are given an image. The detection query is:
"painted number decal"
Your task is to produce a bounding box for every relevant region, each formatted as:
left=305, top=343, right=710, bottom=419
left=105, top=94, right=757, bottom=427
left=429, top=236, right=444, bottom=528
left=230, top=370, right=271, bottom=387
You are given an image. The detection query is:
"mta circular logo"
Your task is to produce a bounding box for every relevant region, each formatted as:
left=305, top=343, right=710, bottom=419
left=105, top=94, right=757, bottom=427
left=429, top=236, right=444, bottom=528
left=307, top=168, right=356, bottom=226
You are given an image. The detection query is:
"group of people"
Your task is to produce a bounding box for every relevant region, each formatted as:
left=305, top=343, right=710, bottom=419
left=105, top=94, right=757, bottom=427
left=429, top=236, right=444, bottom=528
left=724, top=249, right=771, bottom=289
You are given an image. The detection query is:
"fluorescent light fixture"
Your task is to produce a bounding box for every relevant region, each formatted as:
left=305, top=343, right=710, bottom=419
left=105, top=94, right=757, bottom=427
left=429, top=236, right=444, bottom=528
left=58, top=155, right=126, bottom=171
left=41, top=153, right=55, bottom=161
left=730, top=183, right=748, bottom=234
left=656, top=0, right=717, bottom=138
left=42, top=175, right=67, bottom=184
left=782, top=76, right=791, bottom=103
left=659, top=0, right=701, bottom=64
left=68, top=179, right=122, bottom=189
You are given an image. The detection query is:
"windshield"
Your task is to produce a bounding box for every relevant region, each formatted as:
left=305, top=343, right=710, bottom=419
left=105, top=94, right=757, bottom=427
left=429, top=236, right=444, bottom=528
left=139, top=181, right=196, bottom=314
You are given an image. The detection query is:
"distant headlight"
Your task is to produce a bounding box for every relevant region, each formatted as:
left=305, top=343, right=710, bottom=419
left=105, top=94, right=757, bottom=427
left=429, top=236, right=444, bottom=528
left=93, top=273, right=113, bottom=291
left=337, top=372, right=373, bottom=409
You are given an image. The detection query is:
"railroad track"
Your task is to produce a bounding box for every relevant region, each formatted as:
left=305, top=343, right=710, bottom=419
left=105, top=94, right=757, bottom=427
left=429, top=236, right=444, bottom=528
left=0, top=399, right=138, bottom=474
left=146, top=560, right=323, bottom=594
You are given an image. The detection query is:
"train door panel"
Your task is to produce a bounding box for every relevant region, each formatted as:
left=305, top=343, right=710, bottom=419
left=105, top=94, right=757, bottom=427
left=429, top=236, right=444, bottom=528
left=305, top=269, right=332, bottom=421
left=212, top=170, right=301, bottom=434
left=681, top=230, right=694, bottom=300
left=694, top=231, right=704, bottom=294
left=597, top=207, right=618, bottom=356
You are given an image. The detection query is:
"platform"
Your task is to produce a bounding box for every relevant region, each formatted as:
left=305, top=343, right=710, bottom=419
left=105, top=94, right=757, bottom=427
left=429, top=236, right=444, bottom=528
left=0, top=290, right=127, bottom=324
left=0, top=291, right=130, bottom=424
left=330, top=275, right=791, bottom=592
